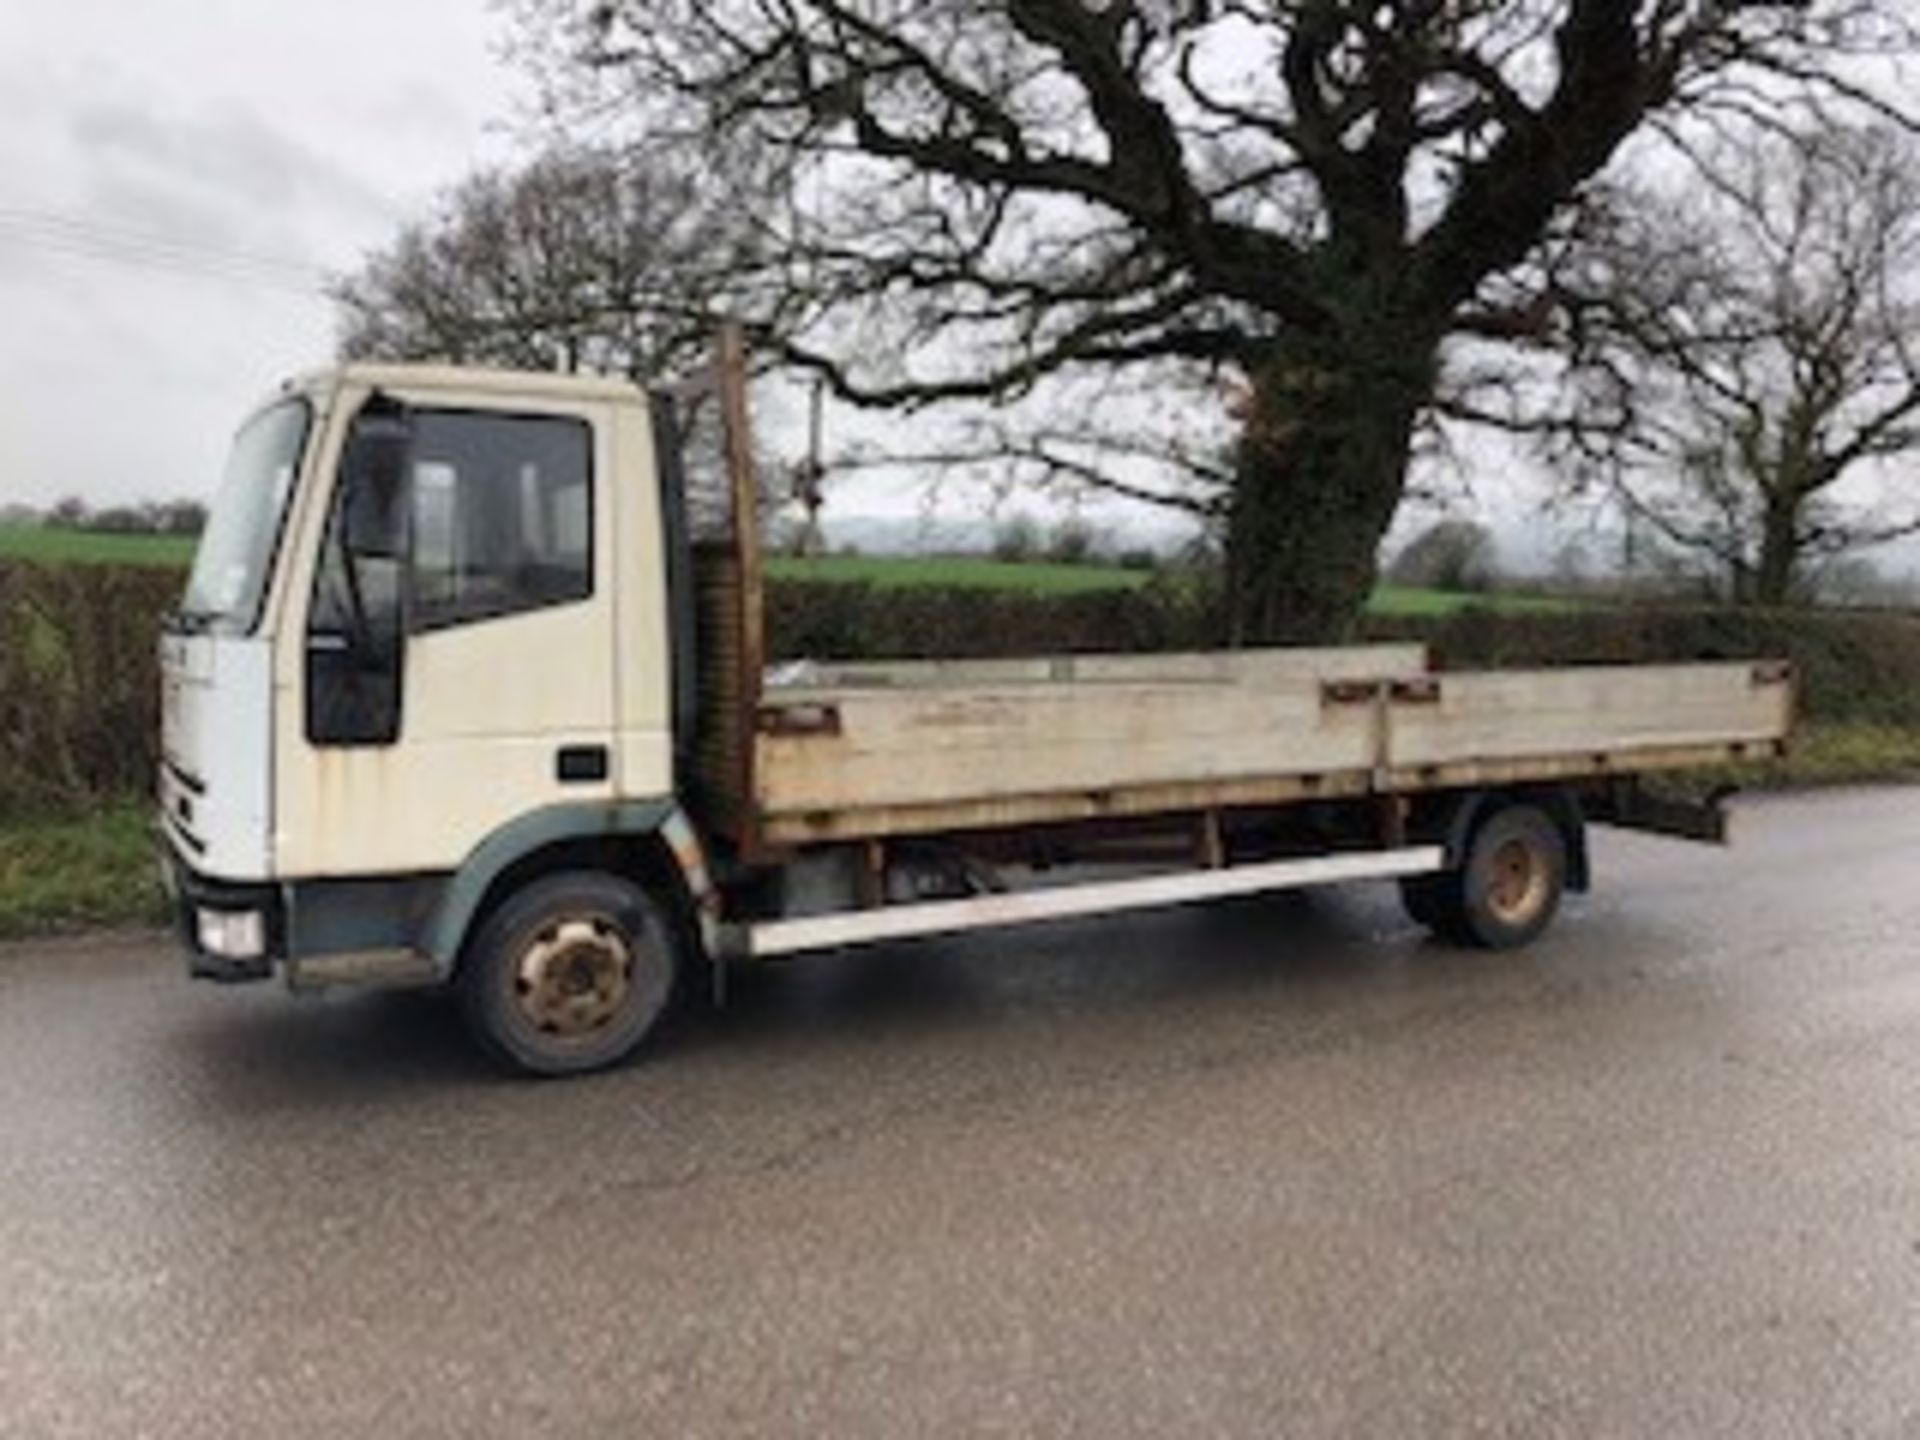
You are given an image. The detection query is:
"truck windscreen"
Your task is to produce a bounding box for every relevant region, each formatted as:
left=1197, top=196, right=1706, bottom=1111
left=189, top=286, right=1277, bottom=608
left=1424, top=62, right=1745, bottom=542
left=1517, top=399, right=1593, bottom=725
left=177, top=398, right=312, bottom=635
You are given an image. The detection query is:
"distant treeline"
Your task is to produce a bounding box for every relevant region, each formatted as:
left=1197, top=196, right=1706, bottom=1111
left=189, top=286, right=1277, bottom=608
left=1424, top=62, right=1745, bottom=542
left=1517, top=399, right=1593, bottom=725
left=2, top=497, right=206, bottom=537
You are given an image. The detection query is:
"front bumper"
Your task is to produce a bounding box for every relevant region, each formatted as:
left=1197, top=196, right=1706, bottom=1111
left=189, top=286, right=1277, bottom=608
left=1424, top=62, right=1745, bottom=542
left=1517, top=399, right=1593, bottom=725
left=161, top=845, right=283, bottom=983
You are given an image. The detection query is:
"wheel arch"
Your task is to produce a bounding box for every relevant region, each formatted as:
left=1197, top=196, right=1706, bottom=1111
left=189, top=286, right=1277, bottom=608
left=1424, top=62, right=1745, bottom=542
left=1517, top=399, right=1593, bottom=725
left=420, top=801, right=718, bottom=978
left=1425, top=784, right=1590, bottom=894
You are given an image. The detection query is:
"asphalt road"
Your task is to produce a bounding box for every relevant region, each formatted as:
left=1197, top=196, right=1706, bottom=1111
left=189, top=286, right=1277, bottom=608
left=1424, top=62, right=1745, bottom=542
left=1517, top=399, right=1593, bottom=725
left=5, top=787, right=1920, bottom=1438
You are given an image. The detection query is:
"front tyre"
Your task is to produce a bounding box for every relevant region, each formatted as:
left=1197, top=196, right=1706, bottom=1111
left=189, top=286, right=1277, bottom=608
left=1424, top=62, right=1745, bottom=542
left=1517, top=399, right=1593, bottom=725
left=456, top=871, right=681, bottom=1077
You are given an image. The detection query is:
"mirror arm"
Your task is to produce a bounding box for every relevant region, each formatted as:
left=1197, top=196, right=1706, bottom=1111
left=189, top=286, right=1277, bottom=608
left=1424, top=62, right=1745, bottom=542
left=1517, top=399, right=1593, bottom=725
left=340, top=545, right=376, bottom=656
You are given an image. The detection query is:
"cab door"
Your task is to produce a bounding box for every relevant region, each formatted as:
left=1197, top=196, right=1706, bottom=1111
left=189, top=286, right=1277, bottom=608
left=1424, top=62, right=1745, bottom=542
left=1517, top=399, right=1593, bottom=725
left=277, top=391, right=620, bottom=879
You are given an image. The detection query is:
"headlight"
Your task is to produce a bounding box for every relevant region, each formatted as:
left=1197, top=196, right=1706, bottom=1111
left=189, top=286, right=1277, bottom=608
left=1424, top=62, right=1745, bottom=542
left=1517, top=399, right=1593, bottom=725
left=196, top=908, right=265, bottom=960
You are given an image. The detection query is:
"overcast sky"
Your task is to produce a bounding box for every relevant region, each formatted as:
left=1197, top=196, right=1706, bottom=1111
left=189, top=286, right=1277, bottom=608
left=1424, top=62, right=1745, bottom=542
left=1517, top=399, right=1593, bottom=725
left=0, top=0, right=519, bottom=511
left=0, top=1, right=1185, bottom=547
left=0, top=0, right=1684, bottom=563
left=1, top=6, right=1909, bottom=576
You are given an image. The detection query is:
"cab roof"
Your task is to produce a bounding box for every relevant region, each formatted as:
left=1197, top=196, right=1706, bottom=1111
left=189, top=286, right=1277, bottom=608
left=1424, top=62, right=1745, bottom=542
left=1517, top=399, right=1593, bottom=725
left=282, top=362, right=652, bottom=406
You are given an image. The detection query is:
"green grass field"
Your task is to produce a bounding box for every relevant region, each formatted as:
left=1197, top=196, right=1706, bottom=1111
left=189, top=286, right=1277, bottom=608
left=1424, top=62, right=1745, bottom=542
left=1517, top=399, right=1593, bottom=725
left=1367, top=585, right=1578, bottom=617
left=769, top=554, right=1575, bottom=613
left=0, top=524, right=196, bottom=568
left=0, top=525, right=1578, bottom=615
left=766, top=553, right=1156, bottom=593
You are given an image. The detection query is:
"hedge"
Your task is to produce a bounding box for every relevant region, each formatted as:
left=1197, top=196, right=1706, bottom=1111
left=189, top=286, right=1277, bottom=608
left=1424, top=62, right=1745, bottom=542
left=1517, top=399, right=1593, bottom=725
left=5, top=558, right=1918, bottom=818
left=0, top=562, right=185, bottom=816
left=768, top=576, right=1217, bottom=659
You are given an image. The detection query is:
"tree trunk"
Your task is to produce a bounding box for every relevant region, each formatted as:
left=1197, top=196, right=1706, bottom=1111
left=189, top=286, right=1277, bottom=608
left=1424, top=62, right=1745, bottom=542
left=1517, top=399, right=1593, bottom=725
left=1751, top=495, right=1801, bottom=608
left=1226, top=331, right=1435, bottom=645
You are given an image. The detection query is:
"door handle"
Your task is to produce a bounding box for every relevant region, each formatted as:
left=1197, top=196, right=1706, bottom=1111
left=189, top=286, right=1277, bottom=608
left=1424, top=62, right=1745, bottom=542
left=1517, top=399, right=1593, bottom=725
left=555, top=745, right=610, bottom=784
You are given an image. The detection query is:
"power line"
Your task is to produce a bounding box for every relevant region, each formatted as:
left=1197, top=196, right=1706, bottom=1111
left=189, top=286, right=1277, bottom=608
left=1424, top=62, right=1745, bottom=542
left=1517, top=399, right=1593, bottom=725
left=0, top=205, right=331, bottom=280
left=0, top=205, right=339, bottom=296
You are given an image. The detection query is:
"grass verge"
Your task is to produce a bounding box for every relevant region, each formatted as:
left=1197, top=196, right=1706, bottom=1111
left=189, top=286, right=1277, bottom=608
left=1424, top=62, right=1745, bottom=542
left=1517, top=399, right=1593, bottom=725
left=1680, top=722, right=1920, bottom=793
left=0, top=805, right=165, bottom=940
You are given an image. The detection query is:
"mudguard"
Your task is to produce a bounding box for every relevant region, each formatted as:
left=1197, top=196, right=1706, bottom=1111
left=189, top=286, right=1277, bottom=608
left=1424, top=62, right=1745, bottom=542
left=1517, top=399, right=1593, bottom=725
left=418, top=799, right=715, bottom=973
left=1440, top=786, right=1591, bottom=894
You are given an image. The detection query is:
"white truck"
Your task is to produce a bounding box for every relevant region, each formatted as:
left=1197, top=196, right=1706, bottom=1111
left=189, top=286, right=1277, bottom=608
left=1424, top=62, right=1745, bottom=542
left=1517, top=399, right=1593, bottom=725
left=159, top=331, right=1795, bottom=1075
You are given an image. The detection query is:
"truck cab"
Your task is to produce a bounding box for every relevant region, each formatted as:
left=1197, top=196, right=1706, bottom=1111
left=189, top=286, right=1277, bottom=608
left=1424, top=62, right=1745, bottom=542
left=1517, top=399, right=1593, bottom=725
left=161, top=364, right=706, bottom=1065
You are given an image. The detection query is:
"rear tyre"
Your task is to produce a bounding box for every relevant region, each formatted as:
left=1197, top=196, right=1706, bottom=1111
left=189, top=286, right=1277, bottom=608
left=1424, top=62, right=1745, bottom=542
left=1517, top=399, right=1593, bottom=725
left=456, top=870, right=681, bottom=1077
left=1450, top=803, right=1567, bottom=950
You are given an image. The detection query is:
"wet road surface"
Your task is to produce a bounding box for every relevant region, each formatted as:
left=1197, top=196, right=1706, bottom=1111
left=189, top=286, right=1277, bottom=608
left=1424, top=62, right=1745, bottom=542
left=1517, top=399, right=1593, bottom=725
left=5, top=786, right=1920, bottom=1437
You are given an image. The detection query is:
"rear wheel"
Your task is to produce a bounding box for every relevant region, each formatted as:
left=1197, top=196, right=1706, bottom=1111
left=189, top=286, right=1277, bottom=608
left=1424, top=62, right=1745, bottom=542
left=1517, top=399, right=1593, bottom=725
left=1446, top=803, right=1567, bottom=950
left=456, top=870, right=681, bottom=1077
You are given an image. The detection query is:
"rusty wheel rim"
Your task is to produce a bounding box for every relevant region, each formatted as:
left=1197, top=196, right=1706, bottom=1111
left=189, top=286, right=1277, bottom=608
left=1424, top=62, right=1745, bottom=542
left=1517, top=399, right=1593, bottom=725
left=1485, top=837, right=1550, bottom=926
left=513, top=917, right=634, bottom=1038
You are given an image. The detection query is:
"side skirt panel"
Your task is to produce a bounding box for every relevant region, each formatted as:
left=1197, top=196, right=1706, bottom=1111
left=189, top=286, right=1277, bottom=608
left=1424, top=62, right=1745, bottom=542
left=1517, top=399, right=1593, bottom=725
left=741, top=846, right=1446, bottom=960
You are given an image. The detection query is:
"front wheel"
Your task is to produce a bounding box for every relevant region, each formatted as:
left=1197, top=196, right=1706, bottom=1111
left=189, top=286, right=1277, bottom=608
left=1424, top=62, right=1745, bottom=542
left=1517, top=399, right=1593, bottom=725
left=456, top=870, right=682, bottom=1077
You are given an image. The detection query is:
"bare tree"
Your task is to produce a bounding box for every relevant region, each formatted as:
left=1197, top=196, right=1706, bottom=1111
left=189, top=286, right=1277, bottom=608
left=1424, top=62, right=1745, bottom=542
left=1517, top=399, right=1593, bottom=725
left=1552, top=124, right=1920, bottom=606
left=47, top=497, right=88, bottom=530
left=331, top=144, right=771, bottom=381
left=512, top=0, right=1912, bottom=640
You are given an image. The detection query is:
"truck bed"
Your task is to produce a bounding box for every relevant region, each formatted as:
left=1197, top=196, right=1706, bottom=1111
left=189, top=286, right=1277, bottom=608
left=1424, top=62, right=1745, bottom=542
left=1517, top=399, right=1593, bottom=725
left=681, top=335, right=1793, bottom=856
left=736, top=647, right=1793, bottom=846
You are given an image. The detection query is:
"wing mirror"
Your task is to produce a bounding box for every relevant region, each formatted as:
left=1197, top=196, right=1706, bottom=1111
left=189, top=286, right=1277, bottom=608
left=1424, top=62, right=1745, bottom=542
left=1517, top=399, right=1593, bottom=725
left=340, top=400, right=412, bottom=559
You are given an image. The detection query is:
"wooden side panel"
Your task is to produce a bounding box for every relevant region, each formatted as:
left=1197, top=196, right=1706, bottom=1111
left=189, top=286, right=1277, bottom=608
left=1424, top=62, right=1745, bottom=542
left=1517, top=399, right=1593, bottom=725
left=1386, top=663, right=1792, bottom=770
left=750, top=658, right=1794, bottom=844
left=755, top=678, right=1378, bottom=815
left=759, top=771, right=1376, bottom=846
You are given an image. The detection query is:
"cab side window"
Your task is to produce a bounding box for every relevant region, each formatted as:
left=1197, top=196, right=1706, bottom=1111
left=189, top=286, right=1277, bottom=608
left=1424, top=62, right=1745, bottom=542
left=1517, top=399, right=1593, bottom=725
left=408, top=411, right=593, bottom=631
